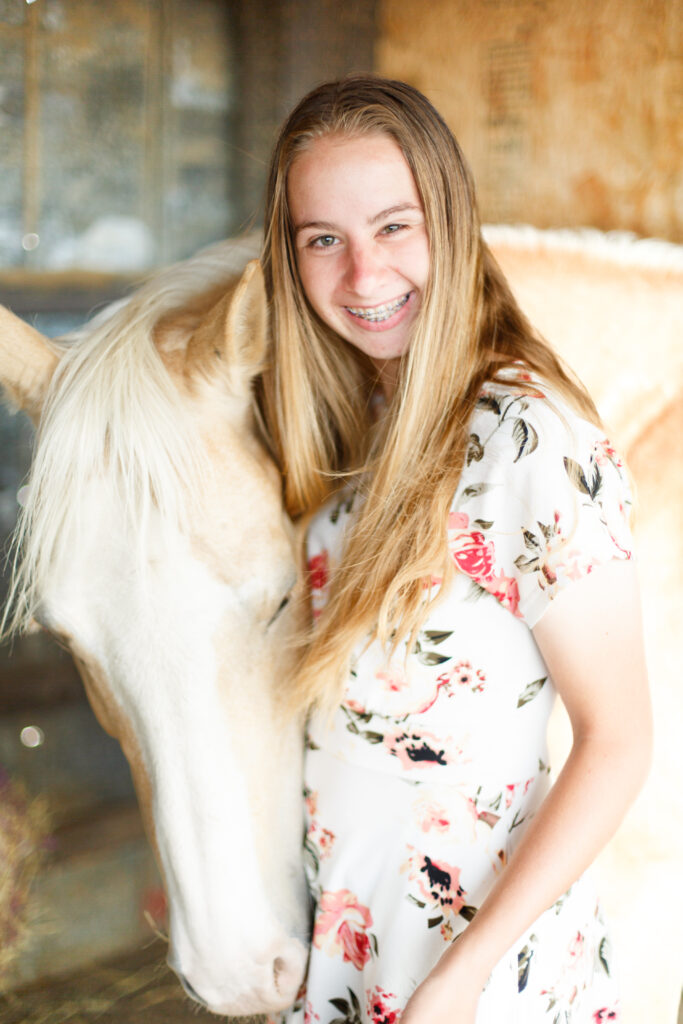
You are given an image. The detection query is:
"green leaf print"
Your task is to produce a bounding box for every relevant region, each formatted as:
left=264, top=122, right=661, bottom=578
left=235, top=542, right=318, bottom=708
left=329, top=987, right=363, bottom=1024
left=461, top=482, right=494, bottom=501
left=599, top=935, right=611, bottom=976
left=512, top=417, right=539, bottom=461
left=421, top=630, right=453, bottom=645
left=329, top=494, right=355, bottom=524
left=417, top=650, right=451, bottom=667
left=514, top=552, right=541, bottom=573
left=476, top=394, right=502, bottom=415
left=522, top=528, right=542, bottom=550
left=467, top=432, right=485, bottom=465
left=459, top=905, right=478, bottom=922
left=473, top=518, right=494, bottom=530
left=518, top=943, right=534, bottom=992
left=564, top=456, right=591, bottom=495
left=359, top=730, right=385, bottom=744
left=537, top=519, right=556, bottom=542
left=414, top=634, right=453, bottom=667
left=517, top=676, right=547, bottom=708
left=407, top=893, right=427, bottom=909
left=564, top=456, right=603, bottom=499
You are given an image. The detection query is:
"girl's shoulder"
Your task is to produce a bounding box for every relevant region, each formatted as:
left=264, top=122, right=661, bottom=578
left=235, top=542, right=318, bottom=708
left=452, top=371, right=633, bottom=625
left=468, top=370, right=611, bottom=465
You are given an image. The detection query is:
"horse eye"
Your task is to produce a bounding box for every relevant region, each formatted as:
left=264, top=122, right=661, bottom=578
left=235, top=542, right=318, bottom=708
left=267, top=592, right=291, bottom=629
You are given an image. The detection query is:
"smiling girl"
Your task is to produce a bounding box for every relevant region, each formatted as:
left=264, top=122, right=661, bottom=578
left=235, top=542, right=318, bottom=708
left=259, top=76, right=651, bottom=1024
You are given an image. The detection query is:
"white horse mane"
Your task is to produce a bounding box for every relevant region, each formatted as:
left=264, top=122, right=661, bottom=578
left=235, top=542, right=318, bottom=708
left=483, top=224, right=683, bottom=271
left=2, top=235, right=261, bottom=638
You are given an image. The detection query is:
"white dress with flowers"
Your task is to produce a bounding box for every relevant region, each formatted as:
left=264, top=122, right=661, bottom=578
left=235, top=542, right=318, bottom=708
left=277, top=381, right=631, bottom=1024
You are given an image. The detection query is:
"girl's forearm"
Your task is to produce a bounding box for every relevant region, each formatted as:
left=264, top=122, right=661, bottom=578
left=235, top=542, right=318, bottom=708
left=434, top=730, right=651, bottom=987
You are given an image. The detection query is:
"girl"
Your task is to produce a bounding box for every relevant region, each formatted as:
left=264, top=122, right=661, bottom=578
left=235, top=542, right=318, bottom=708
left=259, top=76, right=651, bottom=1023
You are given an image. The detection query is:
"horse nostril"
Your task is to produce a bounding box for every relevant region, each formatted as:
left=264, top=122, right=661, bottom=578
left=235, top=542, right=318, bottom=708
left=273, top=955, right=285, bottom=980
left=180, top=975, right=208, bottom=1008
left=272, top=947, right=305, bottom=996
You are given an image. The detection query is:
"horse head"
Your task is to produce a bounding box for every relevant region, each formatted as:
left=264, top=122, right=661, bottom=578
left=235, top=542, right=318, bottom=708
left=0, top=246, right=309, bottom=1015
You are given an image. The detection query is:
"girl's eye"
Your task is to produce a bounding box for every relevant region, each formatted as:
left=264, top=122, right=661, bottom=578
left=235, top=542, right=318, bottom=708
left=310, top=234, right=338, bottom=248
left=381, top=223, right=406, bottom=236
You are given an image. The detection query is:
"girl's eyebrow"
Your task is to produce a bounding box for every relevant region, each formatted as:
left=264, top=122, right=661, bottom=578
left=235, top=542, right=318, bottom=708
left=294, top=202, right=423, bottom=236
left=368, top=202, right=422, bottom=225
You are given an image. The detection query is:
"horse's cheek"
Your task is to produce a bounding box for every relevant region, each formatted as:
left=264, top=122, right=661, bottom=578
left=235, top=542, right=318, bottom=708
left=71, top=648, right=162, bottom=867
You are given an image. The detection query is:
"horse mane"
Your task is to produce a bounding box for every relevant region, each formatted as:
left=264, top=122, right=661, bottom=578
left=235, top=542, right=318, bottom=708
left=2, top=235, right=260, bottom=638
left=483, top=225, right=683, bottom=271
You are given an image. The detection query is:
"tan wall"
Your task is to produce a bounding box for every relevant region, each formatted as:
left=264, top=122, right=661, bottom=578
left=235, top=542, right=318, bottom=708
left=377, top=0, right=682, bottom=241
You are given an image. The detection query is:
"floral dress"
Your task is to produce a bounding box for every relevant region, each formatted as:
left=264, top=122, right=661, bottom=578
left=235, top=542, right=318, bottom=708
left=276, top=380, right=631, bottom=1024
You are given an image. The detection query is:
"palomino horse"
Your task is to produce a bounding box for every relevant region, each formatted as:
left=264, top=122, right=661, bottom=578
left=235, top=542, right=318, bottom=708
left=0, top=240, right=310, bottom=1016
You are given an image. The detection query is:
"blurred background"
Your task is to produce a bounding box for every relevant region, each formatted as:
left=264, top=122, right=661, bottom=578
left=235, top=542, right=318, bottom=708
left=0, top=1, right=680, bottom=1021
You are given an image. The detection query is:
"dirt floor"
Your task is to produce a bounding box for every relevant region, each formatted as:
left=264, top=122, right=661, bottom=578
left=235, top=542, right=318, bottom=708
left=0, top=941, right=266, bottom=1024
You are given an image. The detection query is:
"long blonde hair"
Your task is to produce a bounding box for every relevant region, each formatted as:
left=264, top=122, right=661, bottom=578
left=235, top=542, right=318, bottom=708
left=259, top=75, right=599, bottom=711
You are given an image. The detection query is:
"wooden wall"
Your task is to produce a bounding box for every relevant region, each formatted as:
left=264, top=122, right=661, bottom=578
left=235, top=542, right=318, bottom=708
left=377, top=0, right=682, bottom=241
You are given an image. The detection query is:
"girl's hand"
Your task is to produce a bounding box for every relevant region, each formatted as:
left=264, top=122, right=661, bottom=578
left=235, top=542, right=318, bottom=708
left=400, top=956, right=483, bottom=1024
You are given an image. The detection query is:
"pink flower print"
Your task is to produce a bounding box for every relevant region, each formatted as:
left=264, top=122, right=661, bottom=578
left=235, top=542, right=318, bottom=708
left=593, top=1009, right=619, bottom=1022
left=376, top=668, right=409, bottom=693
left=308, top=551, right=330, bottom=620
left=453, top=661, right=474, bottom=686
left=413, top=797, right=451, bottom=834
left=308, top=551, right=329, bottom=591
left=317, top=827, right=335, bottom=859
left=413, top=792, right=478, bottom=841
left=503, top=778, right=534, bottom=809
left=505, top=783, right=518, bottom=809
left=366, top=985, right=401, bottom=1023
left=306, top=819, right=336, bottom=861
left=304, top=789, right=318, bottom=817
left=313, top=889, right=374, bottom=970
left=384, top=729, right=457, bottom=770
left=402, top=845, right=467, bottom=917
left=444, top=660, right=488, bottom=694
left=480, top=572, right=522, bottom=617
left=593, top=438, right=622, bottom=469
left=449, top=530, right=496, bottom=582
left=568, top=931, right=585, bottom=961
left=558, top=548, right=593, bottom=583
left=304, top=1001, right=321, bottom=1023
left=344, top=697, right=367, bottom=714
left=447, top=510, right=469, bottom=532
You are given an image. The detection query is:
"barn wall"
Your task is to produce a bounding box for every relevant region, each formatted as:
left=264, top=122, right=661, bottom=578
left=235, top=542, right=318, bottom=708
left=377, top=0, right=682, bottom=241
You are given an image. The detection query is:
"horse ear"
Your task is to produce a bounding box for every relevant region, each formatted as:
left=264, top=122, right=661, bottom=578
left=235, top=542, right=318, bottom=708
left=223, top=259, right=268, bottom=377
left=0, top=306, right=59, bottom=420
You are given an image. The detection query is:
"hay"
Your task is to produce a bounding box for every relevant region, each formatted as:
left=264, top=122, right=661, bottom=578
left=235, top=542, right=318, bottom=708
left=0, top=938, right=267, bottom=1023
left=0, top=767, right=52, bottom=984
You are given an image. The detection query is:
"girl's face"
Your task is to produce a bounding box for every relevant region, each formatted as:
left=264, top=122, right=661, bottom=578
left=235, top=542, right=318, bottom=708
left=287, top=133, right=430, bottom=396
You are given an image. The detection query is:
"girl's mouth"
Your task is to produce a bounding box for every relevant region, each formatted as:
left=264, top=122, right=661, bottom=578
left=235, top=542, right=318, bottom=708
left=344, top=293, right=410, bottom=324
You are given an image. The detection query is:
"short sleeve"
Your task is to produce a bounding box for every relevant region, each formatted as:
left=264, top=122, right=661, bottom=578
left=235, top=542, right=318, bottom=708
left=448, top=388, right=634, bottom=627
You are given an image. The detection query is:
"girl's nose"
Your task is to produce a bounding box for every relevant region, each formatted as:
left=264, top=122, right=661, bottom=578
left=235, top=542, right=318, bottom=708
left=344, top=243, right=383, bottom=295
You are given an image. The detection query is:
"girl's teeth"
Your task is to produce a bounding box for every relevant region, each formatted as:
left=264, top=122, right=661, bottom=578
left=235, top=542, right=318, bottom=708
left=346, top=293, right=409, bottom=323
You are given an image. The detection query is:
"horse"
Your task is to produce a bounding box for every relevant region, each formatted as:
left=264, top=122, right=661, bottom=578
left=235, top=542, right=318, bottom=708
left=0, top=238, right=310, bottom=1017
left=1, top=227, right=680, bottom=1022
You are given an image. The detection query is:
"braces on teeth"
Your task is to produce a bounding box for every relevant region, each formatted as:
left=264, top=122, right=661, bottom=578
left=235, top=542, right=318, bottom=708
left=346, top=293, right=409, bottom=323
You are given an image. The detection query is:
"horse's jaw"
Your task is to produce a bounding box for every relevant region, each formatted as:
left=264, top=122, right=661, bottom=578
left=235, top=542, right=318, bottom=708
left=41, top=511, right=309, bottom=1014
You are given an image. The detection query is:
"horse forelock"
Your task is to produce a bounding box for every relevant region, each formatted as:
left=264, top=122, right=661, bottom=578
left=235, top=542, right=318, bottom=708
left=2, top=236, right=261, bottom=638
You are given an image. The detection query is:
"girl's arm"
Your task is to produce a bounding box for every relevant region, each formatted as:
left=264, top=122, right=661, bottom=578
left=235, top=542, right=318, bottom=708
left=401, top=558, right=652, bottom=1023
